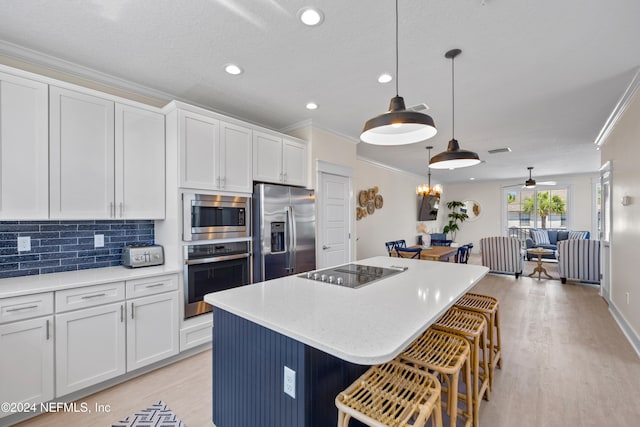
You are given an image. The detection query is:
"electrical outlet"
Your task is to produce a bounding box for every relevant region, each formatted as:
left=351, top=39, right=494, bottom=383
left=94, top=234, right=105, bottom=248
left=283, top=366, right=296, bottom=399
left=17, top=236, right=31, bottom=252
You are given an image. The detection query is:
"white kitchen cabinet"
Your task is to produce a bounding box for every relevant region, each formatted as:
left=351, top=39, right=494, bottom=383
left=253, top=131, right=308, bottom=187
left=179, top=110, right=252, bottom=193
left=0, top=317, right=54, bottom=416
left=126, top=291, right=179, bottom=371
left=0, top=291, right=54, bottom=417
left=115, top=104, right=165, bottom=219
left=55, top=302, right=126, bottom=396
left=50, top=86, right=115, bottom=219
left=50, top=86, right=165, bottom=219
left=0, top=71, right=49, bottom=220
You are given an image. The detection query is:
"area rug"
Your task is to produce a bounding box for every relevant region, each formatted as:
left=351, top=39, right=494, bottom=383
left=112, top=401, right=185, bottom=427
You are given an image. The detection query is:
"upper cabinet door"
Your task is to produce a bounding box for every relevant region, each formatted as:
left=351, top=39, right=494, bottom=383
left=50, top=86, right=115, bottom=219
left=253, top=131, right=283, bottom=184
left=115, top=104, right=165, bottom=219
left=282, top=138, right=307, bottom=187
left=219, top=121, right=252, bottom=193
left=179, top=111, right=219, bottom=190
left=0, top=72, right=49, bottom=220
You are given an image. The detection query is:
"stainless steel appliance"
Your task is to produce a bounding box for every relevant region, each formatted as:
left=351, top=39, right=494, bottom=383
left=183, top=194, right=249, bottom=241
left=183, top=241, right=251, bottom=318
left=298, top=263, right=406, bottom=289
left=121, top=244, right=164, bottom=268
left=253, top=183, right=316, bottom=282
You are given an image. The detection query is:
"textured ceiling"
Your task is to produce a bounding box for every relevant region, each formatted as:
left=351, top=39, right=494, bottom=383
left=1, top=0, right=638, bottom=184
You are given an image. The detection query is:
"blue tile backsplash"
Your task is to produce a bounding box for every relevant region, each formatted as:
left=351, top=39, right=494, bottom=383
left=0, top=220, right=154, bottom=279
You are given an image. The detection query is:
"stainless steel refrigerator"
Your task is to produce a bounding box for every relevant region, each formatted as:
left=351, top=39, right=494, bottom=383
left=253, top=183, right=316, bottom=282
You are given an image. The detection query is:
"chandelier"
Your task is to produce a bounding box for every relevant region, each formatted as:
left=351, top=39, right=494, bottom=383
left=416, top=146, right=443, bottom=196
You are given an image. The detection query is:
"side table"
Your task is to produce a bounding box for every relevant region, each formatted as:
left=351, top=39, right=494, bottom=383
left=526, top=248, right=555, bottom=279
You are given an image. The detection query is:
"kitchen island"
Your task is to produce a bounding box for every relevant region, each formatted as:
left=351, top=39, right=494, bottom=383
left=204, top=256, right=489, bottom=427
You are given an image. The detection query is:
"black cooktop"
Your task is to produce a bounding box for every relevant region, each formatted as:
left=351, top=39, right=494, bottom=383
left=299, top=263, right=406, bottom=289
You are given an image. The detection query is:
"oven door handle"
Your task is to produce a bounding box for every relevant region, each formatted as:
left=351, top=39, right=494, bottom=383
left=185, top=253, right=250, bottom=265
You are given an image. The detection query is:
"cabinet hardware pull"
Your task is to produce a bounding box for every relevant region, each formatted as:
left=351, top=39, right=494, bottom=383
left=6, top=304, right=38, bottom=312
left=81, top=293, right=107, bottom=299
left=46, top=319, right=50, bottom=340
left=110, top=202, right=115, bottom=218
left=283, top=172, right=287, bottom=182
left=131, top=302, right=134, bottom=319
left=322, top=245, right=331, bottom=250
left=221, top=177, right=226, bottom=188
left=145, top=283, right=165, bottom=288
left=120, top=305, right=124, bottom=322
left=119, top=202, right=124, bottom=217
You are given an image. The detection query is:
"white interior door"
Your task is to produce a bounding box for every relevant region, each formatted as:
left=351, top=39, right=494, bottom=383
left=600, top=161, right=612, bottom=302
left=317, top=168, right=352, bottom=269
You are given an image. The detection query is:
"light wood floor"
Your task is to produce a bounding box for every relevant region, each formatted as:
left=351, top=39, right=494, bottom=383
left=13, top=271, right=640, bottom=427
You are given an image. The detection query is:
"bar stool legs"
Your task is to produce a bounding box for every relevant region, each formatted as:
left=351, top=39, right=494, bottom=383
left=455, top=293, right=502, bottom=389
left=335, top=360, right=442, bottom=427
left=398, top=328, right=473, bottom=427
left=433, top=307, right=490, bottom=427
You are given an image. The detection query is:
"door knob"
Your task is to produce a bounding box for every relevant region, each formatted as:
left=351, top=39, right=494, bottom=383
left=322, top=245, right=330, bottom=250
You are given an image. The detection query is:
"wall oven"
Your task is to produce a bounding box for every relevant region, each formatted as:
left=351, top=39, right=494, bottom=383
left=183, top=194, right=249, bottom=241
left=183, top=241, right=251, bottom=319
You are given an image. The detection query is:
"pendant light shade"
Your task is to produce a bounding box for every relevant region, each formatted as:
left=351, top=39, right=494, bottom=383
left=429, top=48, right=480, bottom=169
left=429, top=139, right=480, bottom=169
left=360, top=0, right=437, bottom=145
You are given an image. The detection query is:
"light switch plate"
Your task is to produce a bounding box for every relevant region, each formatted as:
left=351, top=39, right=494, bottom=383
left=17, top=236, right=31, bottom=252
left=283, top=366, right=296, bottom=398
left=94, top=234, right=105, bottom=248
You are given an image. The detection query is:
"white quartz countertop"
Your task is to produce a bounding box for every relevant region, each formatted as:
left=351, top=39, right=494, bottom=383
left=205, top=256, right=489, bottom=365
left=0, top=265, right=182, bottom=298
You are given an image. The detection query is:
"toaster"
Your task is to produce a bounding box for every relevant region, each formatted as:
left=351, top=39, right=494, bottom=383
left=121, top=244, right=164, bottom=268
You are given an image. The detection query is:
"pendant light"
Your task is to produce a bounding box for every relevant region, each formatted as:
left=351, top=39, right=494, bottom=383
left=525, top=166, right=536, bottom=188
left=429, top=49, right=481, bottom=169
left=360, top=0, right=437, bottom=145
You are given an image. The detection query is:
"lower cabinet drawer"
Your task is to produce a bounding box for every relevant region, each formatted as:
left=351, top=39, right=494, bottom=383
left=55, top=282, right=125, bottom=313
left=125, top=274, right=178, bottom=299
left=0, top=292, right=53, bottom=324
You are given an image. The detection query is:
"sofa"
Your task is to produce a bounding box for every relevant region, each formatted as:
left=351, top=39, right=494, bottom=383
left=525, top=229, right=590, bottom=260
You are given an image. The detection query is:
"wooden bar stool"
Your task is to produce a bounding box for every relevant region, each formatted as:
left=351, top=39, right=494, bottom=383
left=432, top=307, right=489, bottom=427
left=335, top=360, right=442, bottom=427
left=454, top=292, right=502, bottom=389
left=398, top=328, right=473, bottom=427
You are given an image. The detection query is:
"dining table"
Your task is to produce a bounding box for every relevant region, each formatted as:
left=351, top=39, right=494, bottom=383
left=392, top=245, right=459, bottom=262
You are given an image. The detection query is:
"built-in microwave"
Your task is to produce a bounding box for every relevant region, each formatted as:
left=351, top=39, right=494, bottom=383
left=183, top=194, right=250, bottom=241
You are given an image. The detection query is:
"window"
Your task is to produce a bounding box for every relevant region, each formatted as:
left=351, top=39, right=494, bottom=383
left=504, top=186, right=569, bottom=235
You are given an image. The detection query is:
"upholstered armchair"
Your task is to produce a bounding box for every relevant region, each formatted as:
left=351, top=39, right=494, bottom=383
left=557, top=239, right=601, bottom=284
left=480, top=237, right=523, bottom=278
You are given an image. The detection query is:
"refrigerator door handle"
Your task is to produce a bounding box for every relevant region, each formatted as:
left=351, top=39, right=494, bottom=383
left=289, top=205, right=297, bottom=272
left=286, top=206, right=294, bottom=272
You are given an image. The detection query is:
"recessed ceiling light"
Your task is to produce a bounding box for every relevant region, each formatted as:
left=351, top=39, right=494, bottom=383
left=378, top=73, right=393, bottom=83
left=306, top=102, right=318, bottom=110
left=224, top=64, right=243, bottom=75
left=470, top=177, right=475, bottom=180
left=298, top=7, right=324, bottom=26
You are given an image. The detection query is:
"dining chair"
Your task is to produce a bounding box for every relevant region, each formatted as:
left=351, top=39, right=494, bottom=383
left=396, top=247, right=422, bottom=259
left=455, top=245, right=470, bottom=264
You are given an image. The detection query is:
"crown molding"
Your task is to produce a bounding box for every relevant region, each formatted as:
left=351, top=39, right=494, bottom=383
left=594, top=67, right=640, bottom=147
left=0, top=40, right=175, bottom=105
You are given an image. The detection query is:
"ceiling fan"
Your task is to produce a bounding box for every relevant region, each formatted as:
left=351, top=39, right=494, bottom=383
left=505, top=166, right=557, bottom=189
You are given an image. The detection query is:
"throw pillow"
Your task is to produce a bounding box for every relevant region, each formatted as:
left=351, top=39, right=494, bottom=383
left=568, top=231, right=588, bottom=240
left=531, top=229, right=550, bottom=245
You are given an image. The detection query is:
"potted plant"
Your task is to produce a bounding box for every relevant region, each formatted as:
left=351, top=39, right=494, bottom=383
left=443, top=200, right=469, bottom=242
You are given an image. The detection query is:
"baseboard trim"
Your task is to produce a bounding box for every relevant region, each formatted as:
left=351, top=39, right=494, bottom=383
left=609, top=301, right=640, bottom=359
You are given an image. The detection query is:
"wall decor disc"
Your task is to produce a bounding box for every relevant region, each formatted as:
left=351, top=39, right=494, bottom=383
left=358, top=190, right=368, bottom=207
left=374, top=194, right=383, bottom=209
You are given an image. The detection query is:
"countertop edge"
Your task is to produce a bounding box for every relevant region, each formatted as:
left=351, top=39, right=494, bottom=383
left=207, top=264, right=490, bottom=365
left=0, top=265, right=182, bottom=299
